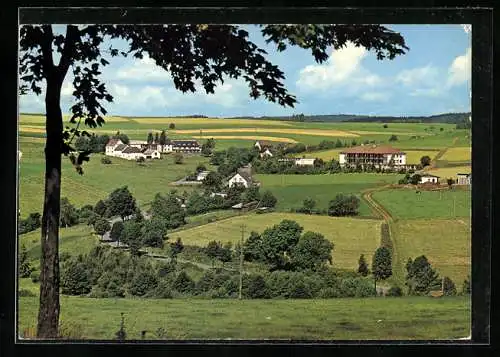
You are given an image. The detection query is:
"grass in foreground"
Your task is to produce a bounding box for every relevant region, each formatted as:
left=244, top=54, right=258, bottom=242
left=169, top=212, right=382, bottom=271
left=372, top=188, right=471, bottom=219
left=18, top=295, right=471, bottom=340
left=391, top=218, right=471, bottom=291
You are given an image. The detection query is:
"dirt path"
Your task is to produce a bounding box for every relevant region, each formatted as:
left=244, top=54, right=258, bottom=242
left=428, top=136, right=459, bottom=169
left=362, top=186, right=393, bottom=222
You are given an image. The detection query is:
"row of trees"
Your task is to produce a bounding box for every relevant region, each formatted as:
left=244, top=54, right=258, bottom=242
left=292, top=194, right=360, bottom=217
left=59, top=245, right=378, bottom=300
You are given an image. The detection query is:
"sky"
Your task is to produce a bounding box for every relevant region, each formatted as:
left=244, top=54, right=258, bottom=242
left=19, top=24, right=472, bottom=117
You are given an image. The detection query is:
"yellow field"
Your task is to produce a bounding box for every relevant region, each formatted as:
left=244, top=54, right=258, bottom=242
left=131, top=117, right=293, bottom=126
left=294, top=149, right=342, bottom=160
left=404, top=150, right=440, bottom=164
left=440, top=147, right=471, bottom=162
left=19, top=115, right=130, bottom=124
left=191, top=135, right=298, bottom=143
left=19, top=126, right=45, bottom=133
left=425, top=165, right=471, bottom=179
left=347, top=130, right=430, bottom=136
left=176, top=128, right=359, bottom=137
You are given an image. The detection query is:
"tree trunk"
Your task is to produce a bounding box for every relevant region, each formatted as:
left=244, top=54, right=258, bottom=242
left=37, top=77, right=64, bottom=338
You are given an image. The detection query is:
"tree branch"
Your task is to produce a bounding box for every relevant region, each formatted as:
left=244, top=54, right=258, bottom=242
left=57, top=25, right=80, bottom=81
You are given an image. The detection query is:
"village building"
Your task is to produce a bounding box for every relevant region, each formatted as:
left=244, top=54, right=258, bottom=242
left=112, top=143, right=128, bottom=158
left=210, top=192, right=228, bottom=198
left=143, top=148, right=161, bottom=159
left=419, top=173, right=440, bottom=184
left=260, top=148, right=274, bottom=158
left=196, top=170, right=211, bottom=181
left=294, top=158, right=316, bottom=166
left=228, top=172, right=252, bottom=188
left=129, top=140, right=149, bottom=149
left=339, top=145, right=407, bottom=168
left=121, top=146, right=146, bottom=161
left=457, top=173, right=471, bottom=185
left=105, top=138, right=123, bottom=155
left=172, top=140, right=201, bottom=153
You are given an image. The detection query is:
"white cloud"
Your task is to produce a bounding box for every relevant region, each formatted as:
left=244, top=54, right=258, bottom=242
left=115, top=55, right=170, bottom=82
left=409, top=88, right=444, bottom=97
left=360, top=92, right=391, bottom=102
left=396, top=65, right=439, bottom=87
left=296, top=42, right=382, bottom=91
left=447, top=47, right=471, bottom=87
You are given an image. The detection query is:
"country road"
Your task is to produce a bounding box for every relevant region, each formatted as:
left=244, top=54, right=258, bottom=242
left=362, top=186, right=394, bottom=223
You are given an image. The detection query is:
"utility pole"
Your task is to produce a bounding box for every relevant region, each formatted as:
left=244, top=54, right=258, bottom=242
left=239, top=224, right=245, bottom=300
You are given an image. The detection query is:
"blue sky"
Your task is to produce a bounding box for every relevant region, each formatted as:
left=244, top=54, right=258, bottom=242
left=19, top=24, right=471, bottom=117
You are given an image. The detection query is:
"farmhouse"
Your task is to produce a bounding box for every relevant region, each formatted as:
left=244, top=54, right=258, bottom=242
left=105, top=138, right=123, bottom=155
left=339, top=145, right=407, bottom=168
left=196, top=170, right=211, bottom=181
left=260, top=148, right=274, bottom=158
left=143, top=148, right=161, bottom=159
left=172, top=140, right=201, bottom=153
left=457, top=173, right=471, bottom=185
left=419, top=173, right=440, bottom=184
left=254, top=140, right=274, bottom=151
left=295, top=158, right=316, bottom=166
left=112, top=143, right=128, bottom=158
left=121, top=146, right=146, bottom=161
left=228, top=170, right=256, bottom=188
left=129, top=140, right=149, bottom=149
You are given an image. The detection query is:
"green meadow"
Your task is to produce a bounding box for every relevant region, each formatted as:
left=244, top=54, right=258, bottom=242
left=255, top=173, right=403, bottom=216
left=18, top=293, right=470, bottom=340
left=371, top=188, right=471, bottom=219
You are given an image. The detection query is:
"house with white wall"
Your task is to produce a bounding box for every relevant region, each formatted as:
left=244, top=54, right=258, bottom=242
left=339, top=145, right=407, bottom=167
left=105, top=138, right=123, bottom=155
left=295, top=158, right=316, bottom=166
left=228, top=172, right=254, bottom=188
left=419, top=173, right=440, bottom=184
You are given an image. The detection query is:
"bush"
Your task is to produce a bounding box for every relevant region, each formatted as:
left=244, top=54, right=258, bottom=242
left=389, top=135, right=398, bottom=142
left=129, top=272, right=158, bottom=296
left=61, top=260, right=92, bottom=296
left=387, top=286, right=403, bottom=297
left=318, top=287, right=341, bottom=298
left=328, top=194, right=360, bottom=216
left=30, top=271, right=40, bottom=283
left=97, top=272, right=126, bottom=298
left=246, top=275, right=270, bottom=299
left=173, top=271, right=195, bottom=294
left=101, top=157, right=112, bottom=164
left=154, top=279, right=174, bottom=299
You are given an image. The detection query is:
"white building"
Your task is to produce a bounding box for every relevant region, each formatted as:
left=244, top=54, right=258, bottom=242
left=457, top=173, right=471, bottom=185
left=260, top=148, right=273, bottom=158
left=295, top=158, right=315, bottom=166
left=339, top=145, right=407, bottom=167
left=121, top=146, right=146, bottom=161
left=143, top=148, right=161, bottom=159
left=129, top=140, right=148, bottom=149
left=419, top=174, right=440, bottom=184
left=105, top=138, right=123, bottom=155
left=228, top=172, right=253, bottom=188
left=196, top=170, right=211, bottom=181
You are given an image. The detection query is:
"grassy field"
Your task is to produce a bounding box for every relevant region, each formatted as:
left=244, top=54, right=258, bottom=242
left=169, top=213, right=382, bottom=271
left=371, top=188, right=471, bottom=219
left=17, top=294, right=470, bottom=340
left=424, top=165, right=471, bottom=180
left=19, top=225, right=100, bottom=265
left=391, top=219, right=470, bottom=291
left=256, top=173, right=403, bottom=216
left=18, top=136, right=212, bottom=218
left=440, top=147, right=471, bottom=162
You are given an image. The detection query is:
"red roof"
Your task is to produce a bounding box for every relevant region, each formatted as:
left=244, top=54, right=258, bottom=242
left=106, top=138, right=120, bottom=147
left=340, top=145, right=404, bottom=154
